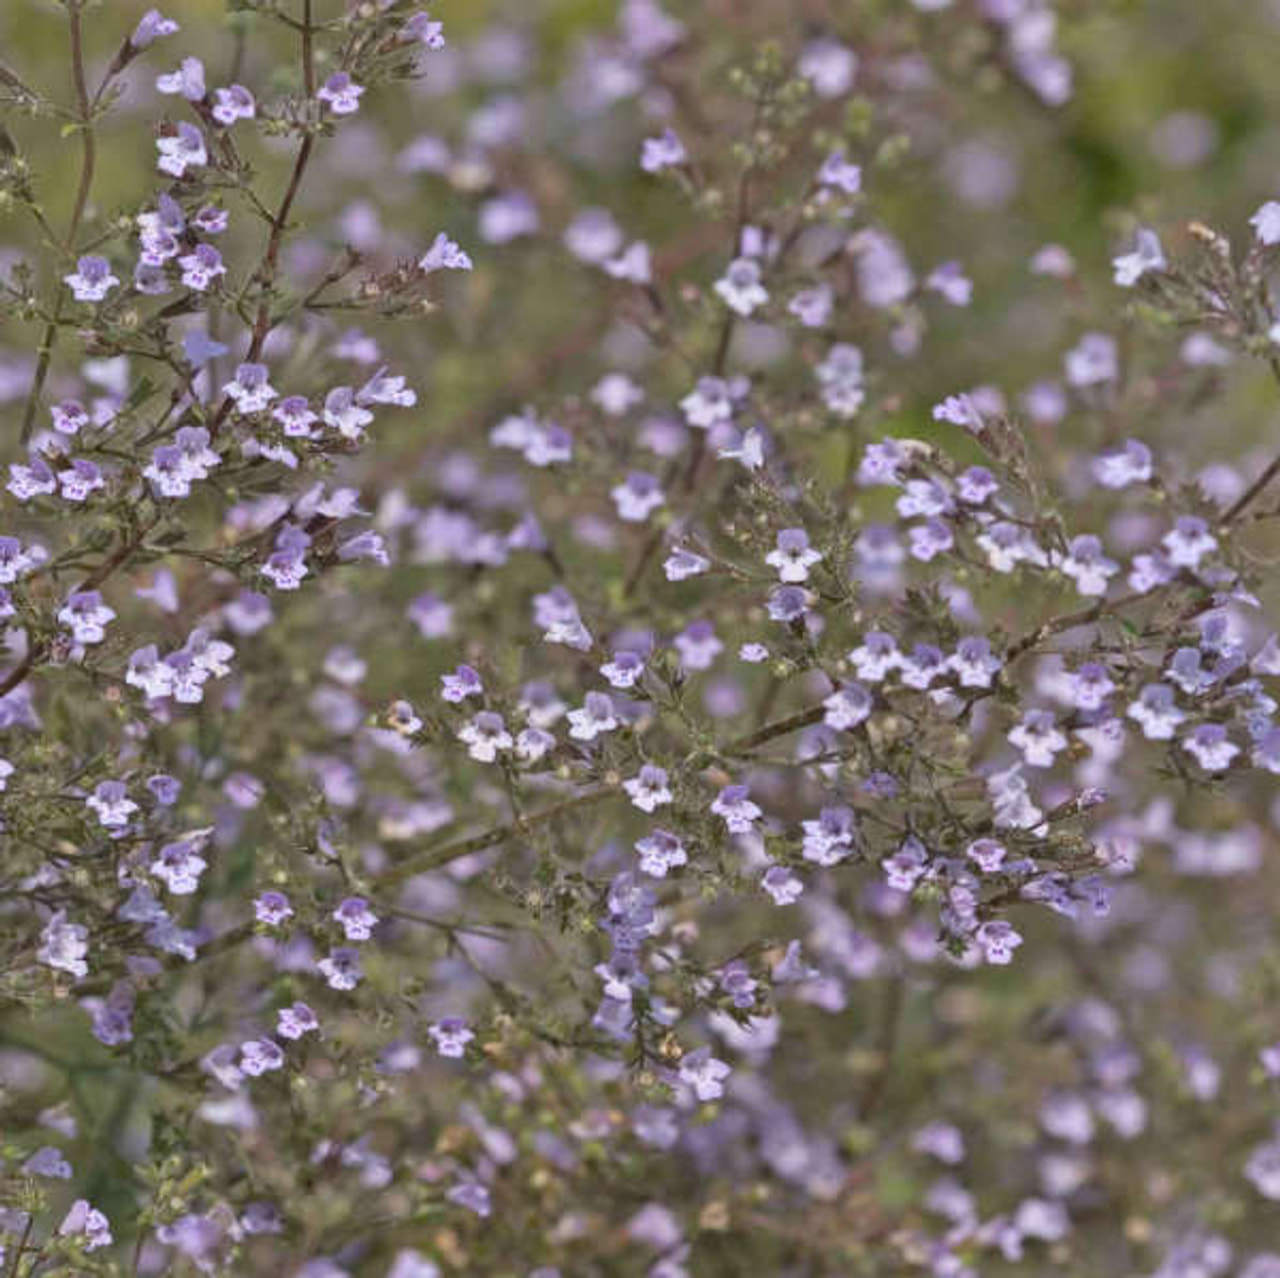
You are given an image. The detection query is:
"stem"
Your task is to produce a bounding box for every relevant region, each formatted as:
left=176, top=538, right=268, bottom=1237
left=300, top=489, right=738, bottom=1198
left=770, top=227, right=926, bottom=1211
left=210, top=0, right=317, bottom=436
left=1220, top=357, right=1280, bottom=526
left=19, top=0, right=97, bottom=445
left=722, top=704, right=826, bottom=756
left=377, top=786, right=619, bottom=887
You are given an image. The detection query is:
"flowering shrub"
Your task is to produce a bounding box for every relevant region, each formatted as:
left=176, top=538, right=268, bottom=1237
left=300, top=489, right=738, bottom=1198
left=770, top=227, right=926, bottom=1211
left=3, top=0, right=1280, bottom=1274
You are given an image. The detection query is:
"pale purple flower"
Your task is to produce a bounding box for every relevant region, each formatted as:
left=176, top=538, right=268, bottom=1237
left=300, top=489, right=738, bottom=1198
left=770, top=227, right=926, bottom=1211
left=1127, top=683, right=1185, bottom=740
left=278, top=1002, right=319, bottom=1040
left=1252, top=201, right=1280, bottom=246
left=39, top=911, right=89, bottom=980
left=761, top=865, right=804, bottom=904
left=926, top=260, right=973, bottom=305
left=949, top=635, right=1002, bottom=689
left=255, top=892, right=293, bottom=926
left=818, top=147, right=862, bottom=194
left=766, top=528, right=823, bottom=583
left=815, top=343, right=865, bottom=417
left=212, top=83, right=256, bottom=126
left=850, top=632, right=901, bottom=683
left=447, top=1180, right=491, bottom=1217
left=711, top=784, right=761, bottom=834
left=59, top=589, right=115, bottom=645
left=624, top=764, right=673, bottom=812
left=151, top=840, right=207, bottom=895
left=441, top=664, right=483, bottom=702
left=59, top=1200, right=113, bottom=1251
left=678, top=1048, right=730, bottom=1101
left=429, top=1018, right=475, bottom=1058
left=64, top=255, right=119, bottom=303
left=966, top=838, right=1007, bottom=873
left=1092, top=438, right=1153, bottom=489
left=157, top=122, right=207, bottom=177
left=611, top=471, right=665, bottom=522
left=317, top=947, right=363, bottom=991
left=714, top=257, right=769, bottom=316
left=1112, top=227, right=1166, bottom=286
left=156, top=56, right=206, bottom=100
left=1182, top=723, right=1239, bottom=772
left=975, top=920, right=1023, bottom=965
left=664, top=546, right=712, bottom=581
left=788, top=283, right=833, bottom=327
left=132, top=9, right=179, bottom=48
left=1162, top=516, right=1217, bottom=569
left=1057, top=534, right=1118, bottom=596
left=240, top=1038, right=285, bottom=1076
left=223, top=363, right=277, bottom=414
left=178, top=243, right=225, bottom=291
left=317, top=72, right=364, bottom=115
left=674, top=620, right=723, bottom=670
left=419, top=232, right=472, bottom=273
left=635, top=828, right=687, bottom=877
left=1065, top=332, right=1118, bottom=387
left=641, top=128, right=686, bottom=173
left=567, top=692, right=619, bottom=742
left=333, top=897, right=379, bottom=942
left=601, top=649, right=646, bottom=689
left=458, top=711, right=513, bottom=762
left=24, top=1145, right=72, bottom=1179
left=823, top=682, right=873, bottom=731
left=767, top=585, right=811, bottom=623
left=1008, top=709, right=1068, bottom=768
left=798, top=37, right=857, bottom=97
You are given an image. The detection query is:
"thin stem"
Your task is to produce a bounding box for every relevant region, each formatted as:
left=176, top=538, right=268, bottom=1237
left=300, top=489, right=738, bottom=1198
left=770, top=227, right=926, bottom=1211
left=210, top=0, right=317, bottom=435
left=377, top=786, right=619, bottom=886
left=1220, top=357, right=1280, bottom=526
left=19, top=0, right=97, bottom=445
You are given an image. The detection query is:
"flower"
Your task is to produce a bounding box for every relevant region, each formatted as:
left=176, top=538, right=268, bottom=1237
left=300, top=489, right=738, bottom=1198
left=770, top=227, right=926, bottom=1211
left=635, top=828, right=687, bottom=877
left=317, top=947, right=363, bottom=991
left=678, top=1048, right=730, bottom=1101
left=441, top=664, right=483, bottom=702
left=240, top=1038, right=285, bottom=1076
left=1127, top=684, right=1185, bottom=740
left=255, top=892, right=293, bottom=926
left=157, top=122, right=207, bottom=177
left=64, top=255, right=119, bottom=303
left=711, top=784, right=761, bottom=834
left=277, top=1002, right=319, bottom=1040
left=815, top=343, right=865, bottom=417
left=334, top=897, right=379, bottom=942
left=59, top=1200, right=113, bottom=1251
left=1112, top=227, right=1166, bottom=286
left=611, top=471, right=665, bottom=522
left=641, top=128, right=686, bottom=172
left=567, top=692, right=619, bottom=741
left=317, top=72, right=364, bottom=115
left=1182, top=723, right=1240, bottom=772
left=212, top=83, right=255, bottom=125
left=1008, top=709, right=1068, bottom=768
left=178, top=243, right=226, bottom=291
left=766, top=528, right=823, bottom=583
left=1251, top=201, right=1280, bottom=246
left=39, top=911, right=89, bottom=980
left=419, top=232, right=472, bottom=272
left=59, top=589, right=116, bottom=645
left=458, top=711, right=513, bottom=761
left=624, top=764, right=672, bottom=812
left=823, top=682, right=873, bottom=731
left=132, top=9, right=179, bottom=48
left=428, top=1018, right=475, bottom=1058
left=1057, top=534, right=1118, bottom=597
left=714, top=257, right=769, bottom=316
